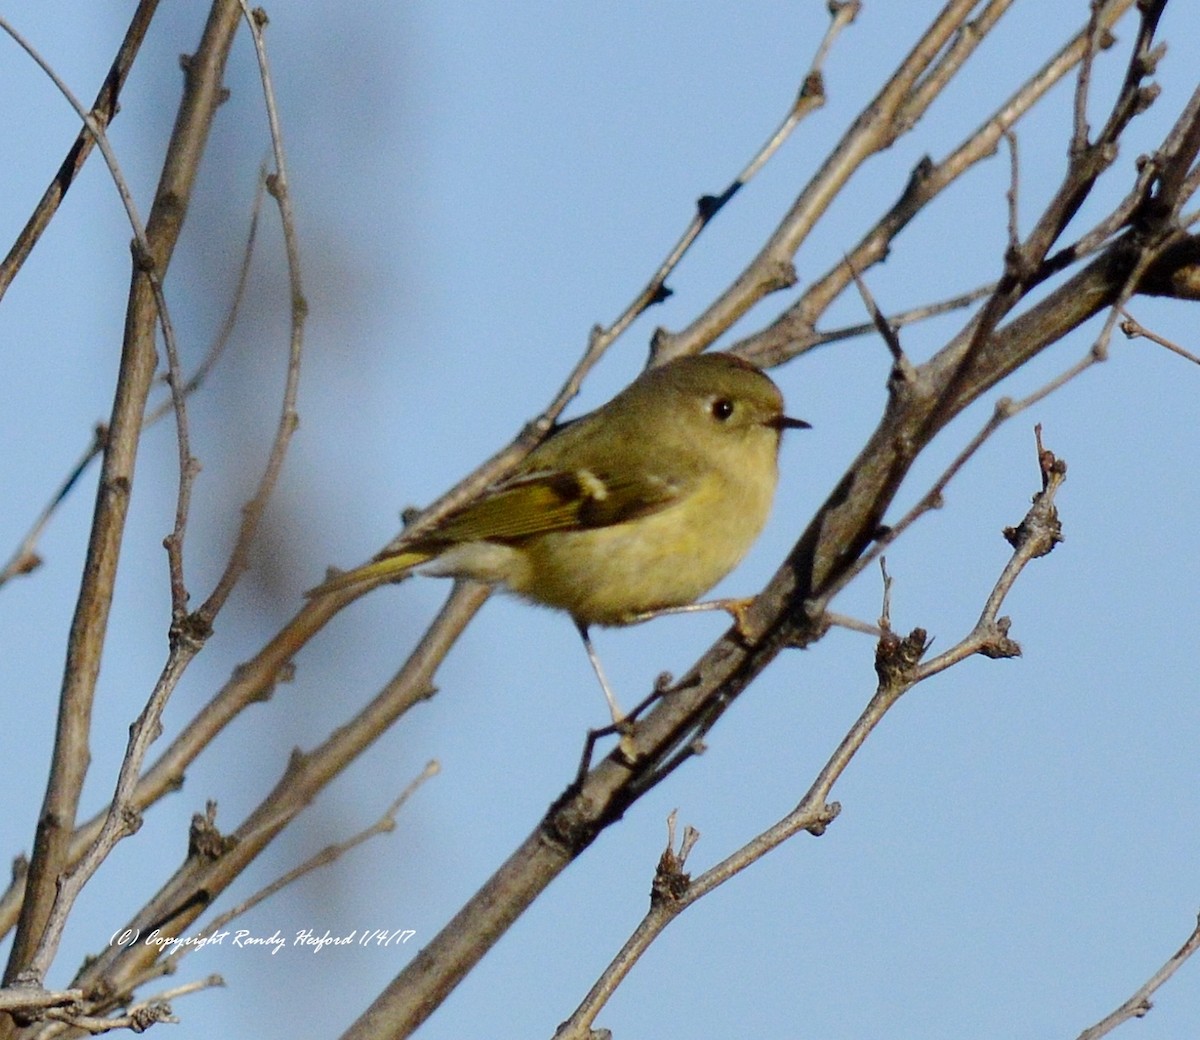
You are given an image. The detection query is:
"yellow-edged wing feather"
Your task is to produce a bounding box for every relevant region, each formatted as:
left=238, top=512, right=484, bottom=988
left=305, top=466, right=684, bottom=598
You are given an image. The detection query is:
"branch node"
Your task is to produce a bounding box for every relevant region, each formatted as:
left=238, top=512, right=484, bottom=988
left=764, top=258, right=798, bottom=293
left=1136, top=41, right=1167, bottom=79
left=696, top=187, right=736, bottom=222
left=169, top=611, right=212, bottom=654
left=874, top=626, right=929, bottom=687
left=188, top=802, right=236, bottom=861
left=1133, top=83, right=1161, bottom=117
left=798, top=69, right=825, bottom=107
left=651, top=812, right=698, bottom=907
left=1003, top=426, right=1066, bottom=555
left=899, top=155, right=935, bottom=204
left=977, top=616, right=1022, bottom=659
left=806, top=801, right=841, bottom=836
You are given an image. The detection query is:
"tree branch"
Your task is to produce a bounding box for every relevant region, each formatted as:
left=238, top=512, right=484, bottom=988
left=4, top=0, right=243, bottom=993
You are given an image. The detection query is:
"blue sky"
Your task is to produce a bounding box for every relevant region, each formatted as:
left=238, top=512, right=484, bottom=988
left=2, top=3, right=1199, bottom=1038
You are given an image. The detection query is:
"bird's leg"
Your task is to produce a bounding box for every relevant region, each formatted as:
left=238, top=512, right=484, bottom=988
left=625, top=597, right=756, bottom=637
left=576, top=620, right=627, bottom=727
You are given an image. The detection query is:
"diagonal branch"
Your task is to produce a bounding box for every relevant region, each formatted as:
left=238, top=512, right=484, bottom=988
left=337, top=211, right=1200, bottom=1040
left=63, top=582, right=485, bottom=1014
left=735, top=0, right=1137, bottom=367
left=1075, top=912, right=1200, bottom=1040
left=655, top=0, right=1016, bottom=363
left=0, top=0, right=160, bottom=302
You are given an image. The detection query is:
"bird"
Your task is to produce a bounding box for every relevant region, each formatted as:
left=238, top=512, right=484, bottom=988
left=307, top=352, right=808, bottom=723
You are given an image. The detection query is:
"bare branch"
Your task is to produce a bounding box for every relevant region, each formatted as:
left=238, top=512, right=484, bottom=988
left=846, top=262, right=910, bottom=372
left=194, top=2, right=306, bottom=626
left=0, top=0, right=159, bottom=301
left=554, top=433, right=1065, bottom=1038
left=0, top=426, right=107, bottom=590
left=37, top=1002, right=177, bottom=1036
left=661, top=0, right=1029, bottom=364
left=0, top=990, right=82, bottom=1015
left=736, top=0, right=1137, bottom=367
left=0, top=14, right=196, bottom=622
left=1120, top=308, right=1200, bottom=364
left=1075, top=912, right=1200, bottom=1040
left=161, top=762, right=438, bottom=977
left=0, top=173, right=264, bottom=596
left=62, top=583, right=484, bottom=1012
left=631, top=1, right=859, bottom=366
left=4, top=0, right=243, bottom=989
left=1003, top=128, right=1021, bottom=254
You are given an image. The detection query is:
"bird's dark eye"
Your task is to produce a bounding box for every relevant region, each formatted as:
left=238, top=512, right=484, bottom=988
left=711, top=398, right=735, bottom=421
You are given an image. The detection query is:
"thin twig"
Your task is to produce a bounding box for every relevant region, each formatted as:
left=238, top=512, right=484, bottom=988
left=824, top=612, right=883, bottom=639
left=0, top=0, right=159, bottom=301
left=26, top=973, right=222, bottom=1040
left=878, top=557, right=893, bottom=630
left=0, top=176, right=265, bottom=594
left=555, top=434, right=1065, bottom=1039
left=162, top=762, right=438, bottom=976
left=1120, top=309, right=1200, bottom=365
left=659, top=0, right=1012, bottom=364
left=37, top=1003, right=177, bottom=1036
left=913, top=426, right=1064, bottom=680
left=1003, top=128, right=1021, bottom=253
left=1071, top=0, right=1104, bottom=154
left=847, top=262, right=904, bottom=364
left=3, top=0, right=243, bottom=990
left=195, top=3, right=306, bottom=626
left=633, top=0, right=859, bottom=365
left=797, top=282, right=997, bottom=352
left=63, top=582, right=485, bottom=1014
left=1075, top=912, right=1200, bottom=1040
left=0, top=426, right=107, bottom=589
left=146, top=169, right=267, bottom=424
left=736, top=0, right=1136, bottom=368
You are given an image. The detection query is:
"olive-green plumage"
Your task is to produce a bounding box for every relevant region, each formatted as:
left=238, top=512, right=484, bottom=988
left=308, top=353, right=807, bottom=629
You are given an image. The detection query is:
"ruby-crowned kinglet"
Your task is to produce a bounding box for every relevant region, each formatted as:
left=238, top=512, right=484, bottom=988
left=309, top=353, right=808, bottom=721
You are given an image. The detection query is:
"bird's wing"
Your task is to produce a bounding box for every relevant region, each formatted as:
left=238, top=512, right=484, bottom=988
left=425, top=467, right=685, bottom=545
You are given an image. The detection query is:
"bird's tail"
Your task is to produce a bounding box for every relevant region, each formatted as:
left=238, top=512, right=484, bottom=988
left=304, top=548, right=434, bottom=598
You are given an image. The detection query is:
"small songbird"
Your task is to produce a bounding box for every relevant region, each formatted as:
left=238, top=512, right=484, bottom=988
left=307, top=352, right=808, bottom=722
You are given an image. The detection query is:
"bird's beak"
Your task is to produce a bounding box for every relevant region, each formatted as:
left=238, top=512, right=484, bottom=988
left=772, top=414, right=811, bottom=431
